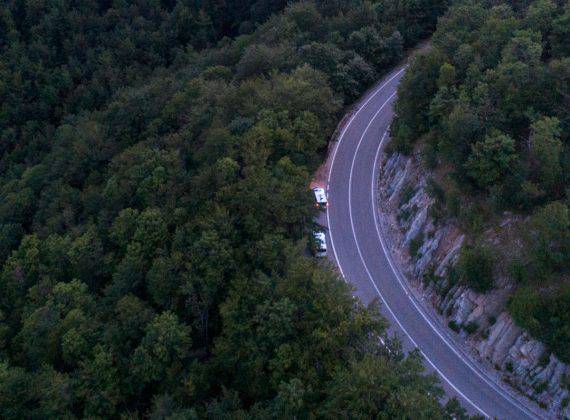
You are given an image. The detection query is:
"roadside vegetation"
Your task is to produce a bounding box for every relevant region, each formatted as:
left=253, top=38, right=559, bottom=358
left=392, top=0, right=569, bottom=362
left=0, top=0, right=472, bottom=417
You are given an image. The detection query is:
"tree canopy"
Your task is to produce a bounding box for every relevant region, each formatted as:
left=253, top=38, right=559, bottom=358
left=0, top=0, right=467, bottom=417
left=392, top=0, right=569, bottom=362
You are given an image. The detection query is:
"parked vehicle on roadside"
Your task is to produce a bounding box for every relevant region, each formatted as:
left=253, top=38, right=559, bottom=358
left=312, top=231, right=327, bottom=258
left=313, top=187, right=328, bottom=209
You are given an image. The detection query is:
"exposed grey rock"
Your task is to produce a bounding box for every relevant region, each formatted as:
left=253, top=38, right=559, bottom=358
left=479, top=313, right=522, bottom=364
left=377, top=151, right=570, bottom=418
left=385, top=156, right=411, bottom=203
left=436, top=234, right=463, bottom=277
left=415, top=232, right=440, bottom=275
left=404, top=206, right=428, bottom=244
left=452, top=293, right=475, bottom=325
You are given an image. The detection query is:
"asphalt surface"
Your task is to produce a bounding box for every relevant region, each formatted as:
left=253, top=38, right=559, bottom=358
left=324, top=65, right=540, bottom=419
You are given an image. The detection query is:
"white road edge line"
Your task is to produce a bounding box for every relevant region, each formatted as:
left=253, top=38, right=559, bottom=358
left=326, top=67, right=406, bottom=280
left=325, top=66, right=539, bottom=419
left=372, top=132, right=541, bottom=420
left=344, top=94, right=489, bottom=418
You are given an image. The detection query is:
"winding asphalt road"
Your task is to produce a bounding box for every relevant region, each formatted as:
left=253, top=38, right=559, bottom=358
left=324, top=65, right=540, bottom=419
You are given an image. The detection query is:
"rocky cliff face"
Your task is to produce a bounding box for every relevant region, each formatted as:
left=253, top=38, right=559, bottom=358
left=377, top=152, right=570, bottom=418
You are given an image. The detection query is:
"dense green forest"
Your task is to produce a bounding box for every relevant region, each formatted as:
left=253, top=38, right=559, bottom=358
left=392, top=0, right=569, bottom=362
left=0, top=0, right=470, bottom=417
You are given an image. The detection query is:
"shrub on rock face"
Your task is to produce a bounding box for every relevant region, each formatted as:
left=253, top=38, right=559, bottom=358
left=448, top=320, right=460, bottom=332
left=409, top=232, right=425, bottom=258
left=457, top=242, right=495, bottom=293
left=526, top=202, right=570, bottom=278
left=509, top=285, right=570, bottom=364
left=462, top=321, right=478, bottom=334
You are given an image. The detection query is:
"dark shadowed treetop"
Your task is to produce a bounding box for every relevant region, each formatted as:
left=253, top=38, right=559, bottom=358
left=0, top=0, right=473, bottom=418
left=392, top=0, right=569, bottom=363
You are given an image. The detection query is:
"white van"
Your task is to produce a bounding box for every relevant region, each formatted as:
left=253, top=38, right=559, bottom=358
left=313, top=187, right=328, bottom=209
left=313, top=231, right=327, bottom=258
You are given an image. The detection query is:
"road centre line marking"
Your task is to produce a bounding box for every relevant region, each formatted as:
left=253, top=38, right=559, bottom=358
left=325, top=65, right=540, bottom=419
left=326, top=67, right=406, bottom=280
left=344, top=96, right=489, bottom=418
left=371, top=132, right=540, bottom=420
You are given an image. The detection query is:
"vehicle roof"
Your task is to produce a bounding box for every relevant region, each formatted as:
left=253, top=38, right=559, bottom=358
left=313, top=187, right=327, bottom=203
left=314, top=231, right=326, bottom=241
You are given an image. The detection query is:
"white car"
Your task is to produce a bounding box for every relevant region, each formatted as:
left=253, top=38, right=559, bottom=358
left=313, top=231, right=327, bottom=258
left=312, top=187, right=328, bottom=209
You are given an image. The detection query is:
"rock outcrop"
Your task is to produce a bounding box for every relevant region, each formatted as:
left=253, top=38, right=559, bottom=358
left=377, top=151, right=570, bottom=418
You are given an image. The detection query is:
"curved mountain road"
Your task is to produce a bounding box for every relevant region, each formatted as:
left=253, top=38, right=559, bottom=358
left=324, top=65, right=541, bottom=419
